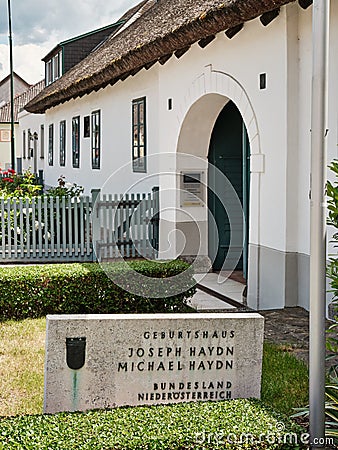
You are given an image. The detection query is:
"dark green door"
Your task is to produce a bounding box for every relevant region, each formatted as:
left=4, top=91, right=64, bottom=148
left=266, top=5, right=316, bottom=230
left=208, top=101, right=250, bottom=275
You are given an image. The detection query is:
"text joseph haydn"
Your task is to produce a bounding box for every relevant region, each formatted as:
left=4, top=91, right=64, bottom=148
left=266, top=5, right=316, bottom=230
left=115, top=328, right=235, bottom=402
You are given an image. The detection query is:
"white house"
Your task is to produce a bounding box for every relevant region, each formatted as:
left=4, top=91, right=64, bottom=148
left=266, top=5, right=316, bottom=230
left=0, top=72, right=30, bottom=169
left=0, top=79, right=44, bottom=171
left=0, top=72, right=30, bottom=105
left=26, top=0, right=338, bottom=311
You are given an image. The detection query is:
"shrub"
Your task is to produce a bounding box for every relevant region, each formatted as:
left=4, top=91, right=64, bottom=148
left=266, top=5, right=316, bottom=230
left=292, top=160, right=338, bottom=439
left=45, top=175, right=84, bottom=198
left=325, top=159, right=338, bottom=437
left=0, top=399, right=306, bottom=449
left=0, top=260, right=196, bottom=321
left=0, top=168, right=42, bottom=198
left=0, top=171, right=83, bottom=200
left=0, top=173, right=84, bottom=246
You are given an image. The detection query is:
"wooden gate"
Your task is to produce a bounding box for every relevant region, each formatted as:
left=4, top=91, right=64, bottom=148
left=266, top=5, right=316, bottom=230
left=92, top=187, right=159, bottom=261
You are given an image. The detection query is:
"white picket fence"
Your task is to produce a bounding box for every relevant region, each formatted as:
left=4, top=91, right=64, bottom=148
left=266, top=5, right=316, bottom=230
left=0, top=196, right=92, bottom=262
left=0, top=187, right=159, bottom=263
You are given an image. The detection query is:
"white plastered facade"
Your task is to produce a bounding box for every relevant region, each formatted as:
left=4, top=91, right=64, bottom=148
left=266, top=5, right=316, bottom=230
left=36, top=2, right=338, bottom=310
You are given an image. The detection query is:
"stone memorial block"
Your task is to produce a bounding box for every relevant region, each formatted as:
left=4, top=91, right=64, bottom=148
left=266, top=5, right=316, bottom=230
left=44, top=313, right=264, bottom=414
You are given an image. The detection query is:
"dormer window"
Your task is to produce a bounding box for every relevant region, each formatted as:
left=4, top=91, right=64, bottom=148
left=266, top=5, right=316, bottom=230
left=45, top=50, right=62, bottom=85
left=42, top=21, right=125, bottom=89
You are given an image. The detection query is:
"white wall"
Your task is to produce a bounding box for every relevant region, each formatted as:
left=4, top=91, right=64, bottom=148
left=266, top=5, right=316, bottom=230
left=0, top=76, right=29, bottom=104
left=158, top=10, right=290, bottom=256
left=18, top=110, right=45, bottom=175
left=44, top=66, right=160, bottom=195
left=296, top=3, right=338, bottom=255
left=0, top=123, right=16, bottom=169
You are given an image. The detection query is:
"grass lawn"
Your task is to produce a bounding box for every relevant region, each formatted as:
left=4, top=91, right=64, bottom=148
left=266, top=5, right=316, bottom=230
left=0, top=318, right=309, bottom=418
left=261, top=342, right=309, bottom=415
left=0, top=318, right=45, bottom=416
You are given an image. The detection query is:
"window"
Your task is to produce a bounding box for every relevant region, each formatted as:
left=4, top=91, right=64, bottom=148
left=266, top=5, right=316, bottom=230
left=27, top=129, right=32, bottom=159
left=48, top=124, right=54, bottom=166
left=46, top=50, right=62, bottom=85
left=23, top=130, right=26, bottom=159
left=84, top=116, right=90, bottom=138
left=72, top=116, right=80, bottom=168
left=259, top=73, right=267, bottom=90
left=91, top=110, right=100, bottom=169
left=46, top=60, right=52, bottom=85
left=40, top=124, right=44, bottom=158
left=59, top=120, right=66, bottom=166
left=53, top=53, right=60, bottom=81
left=132, top=97, right=146, bottom=172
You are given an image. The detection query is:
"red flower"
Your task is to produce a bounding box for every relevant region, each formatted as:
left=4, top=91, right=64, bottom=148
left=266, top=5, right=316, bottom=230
left=2, top=171, right=8, bottom=176
left=7, top=169, right=16, bottom=174
left=2, top=177, right=14, bottom=182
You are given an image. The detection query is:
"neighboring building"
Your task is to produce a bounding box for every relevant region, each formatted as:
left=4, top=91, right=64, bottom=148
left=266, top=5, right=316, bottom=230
left=43, top=23, right=124, bottom=87
left=0, top=72, right=31, bottom=169
left=42, top=2, right=145, bottom=87
left=0, top=80, right=44, bottom=170
left=26, top=0, right=338, bottom=312
left=18, top=81, right=46, bottom=175
left=0, top=72, right=30, bottom=106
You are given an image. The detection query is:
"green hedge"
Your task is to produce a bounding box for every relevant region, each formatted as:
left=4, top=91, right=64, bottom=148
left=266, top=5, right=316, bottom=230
left=0, top=261, right=196, bottom=320
left=0, top=400, right=306, bottom=450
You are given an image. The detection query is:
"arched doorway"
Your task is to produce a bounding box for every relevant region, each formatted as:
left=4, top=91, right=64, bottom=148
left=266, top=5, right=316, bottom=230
left=208, top=100, right=250, bottom=278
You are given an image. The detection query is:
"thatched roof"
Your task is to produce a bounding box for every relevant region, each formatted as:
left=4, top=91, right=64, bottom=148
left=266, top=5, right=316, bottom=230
left=26, top=0, right=304, bottom=114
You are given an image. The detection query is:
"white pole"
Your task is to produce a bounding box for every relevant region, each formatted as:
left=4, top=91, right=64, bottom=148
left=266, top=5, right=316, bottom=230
left=309, top=0, right=329, bottom=447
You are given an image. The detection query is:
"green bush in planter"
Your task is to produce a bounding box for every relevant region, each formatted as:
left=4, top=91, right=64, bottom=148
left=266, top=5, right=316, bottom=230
left=0, top=399, right=306, bottom=450
left=0, top=260, right=196, bottom=321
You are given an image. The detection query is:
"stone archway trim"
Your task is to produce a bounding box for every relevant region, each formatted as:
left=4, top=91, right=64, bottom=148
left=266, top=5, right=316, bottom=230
left=177, top=65, right=262, bottom=163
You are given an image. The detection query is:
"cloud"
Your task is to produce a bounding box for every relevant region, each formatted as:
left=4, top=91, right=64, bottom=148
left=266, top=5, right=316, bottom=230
left=0, top=43, right=50, bottom=84
left=0, top=0, right=139, bottom=45
left=0, top=0, right=139, bottom=84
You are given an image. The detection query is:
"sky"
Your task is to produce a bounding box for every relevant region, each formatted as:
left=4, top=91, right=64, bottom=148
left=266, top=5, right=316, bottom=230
left=0, top=0, right=139, bottom=85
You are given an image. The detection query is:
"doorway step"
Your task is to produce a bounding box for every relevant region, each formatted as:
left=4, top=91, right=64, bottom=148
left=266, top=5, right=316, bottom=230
left=188, top=272, right=249, bottom=312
